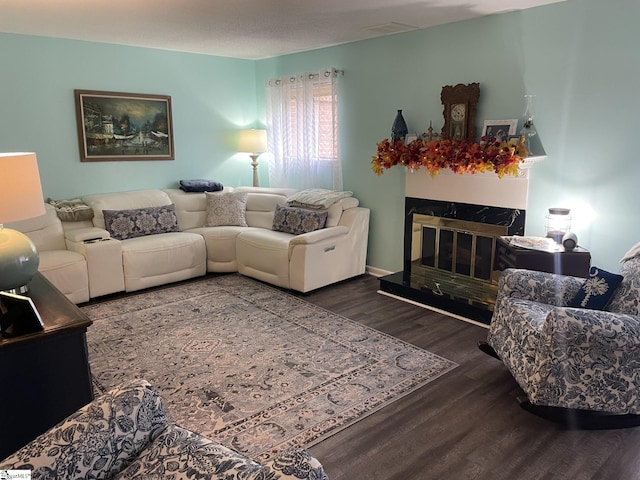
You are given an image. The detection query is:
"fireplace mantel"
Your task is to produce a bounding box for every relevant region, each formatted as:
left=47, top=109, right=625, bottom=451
left=406, top=168, right=531, bottom=210
left=405, top=150, right=545, bottom=209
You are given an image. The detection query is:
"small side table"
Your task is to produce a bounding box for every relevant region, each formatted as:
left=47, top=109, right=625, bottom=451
left=0, top=273, right=94, bottom=459
left=495, top=236, right=591, bottom=278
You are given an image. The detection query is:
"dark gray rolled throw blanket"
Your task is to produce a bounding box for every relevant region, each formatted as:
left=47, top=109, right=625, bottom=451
left=179, top=179, right=224, bottom=192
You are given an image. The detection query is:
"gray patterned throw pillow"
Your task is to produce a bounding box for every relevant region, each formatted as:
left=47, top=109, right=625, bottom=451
left=205, top=191, right=248, bottom=227
left=103, top=205, right=180, bottom=240
left=272, top=205, right=328, bottom=235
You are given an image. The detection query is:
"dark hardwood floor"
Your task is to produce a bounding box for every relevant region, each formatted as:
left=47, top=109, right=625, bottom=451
left=295, top=274, right=640, bottom=480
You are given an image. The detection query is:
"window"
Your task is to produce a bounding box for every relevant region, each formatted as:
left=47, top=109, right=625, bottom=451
left=265, top=69, right=343, bottom=190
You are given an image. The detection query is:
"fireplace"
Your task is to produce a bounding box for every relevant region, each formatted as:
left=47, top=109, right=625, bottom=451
left=379, top=197, right=525, bottom=324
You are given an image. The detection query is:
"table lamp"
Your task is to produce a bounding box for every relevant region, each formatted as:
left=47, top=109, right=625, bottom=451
left=238, top=129, right=267, bottom=187
left=0, top=152, right=45, bottom=293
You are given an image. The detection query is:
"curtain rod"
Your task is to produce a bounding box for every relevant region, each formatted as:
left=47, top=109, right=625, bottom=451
left=266, top=68, right=344, bottom=85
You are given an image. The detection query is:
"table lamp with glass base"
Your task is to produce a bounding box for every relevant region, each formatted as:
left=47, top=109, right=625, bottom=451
left=0, top=152, right=45, bottom=294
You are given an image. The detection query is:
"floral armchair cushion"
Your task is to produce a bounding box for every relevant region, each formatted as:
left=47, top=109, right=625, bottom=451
left=0, top=379, right=168, bottom=479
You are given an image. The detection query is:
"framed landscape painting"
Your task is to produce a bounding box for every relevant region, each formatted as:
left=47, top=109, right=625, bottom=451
left=75, top=90, right=174, bottom=162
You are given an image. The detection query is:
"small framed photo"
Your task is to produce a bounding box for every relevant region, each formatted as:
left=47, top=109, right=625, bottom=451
left=481, top=119, right=517, bottom=143
left=404, top=133, right=418, bottom=145
left=0, top=291, right=44, bottom=337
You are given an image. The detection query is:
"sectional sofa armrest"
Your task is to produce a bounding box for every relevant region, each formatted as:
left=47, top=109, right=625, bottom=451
left=0, top=380, right=168, bottom=478
left=289, top=225, right=349, bottom=245
left=65, top=227, right=125, bottom=298
left=497, top=268, right=584, bottom=306
left=65, top=226, right=111, bottom=243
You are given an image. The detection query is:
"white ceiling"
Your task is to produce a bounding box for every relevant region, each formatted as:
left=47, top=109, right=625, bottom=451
left=1, top=0, right=565, bottom=60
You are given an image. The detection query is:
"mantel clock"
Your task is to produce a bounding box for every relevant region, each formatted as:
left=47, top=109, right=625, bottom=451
left=441, top=83, right=480, bottom=141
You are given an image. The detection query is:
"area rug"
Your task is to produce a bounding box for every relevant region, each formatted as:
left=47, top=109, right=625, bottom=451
left=82, top=274, right=457, bottom=461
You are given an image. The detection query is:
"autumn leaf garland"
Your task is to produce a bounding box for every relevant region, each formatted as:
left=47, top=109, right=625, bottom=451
left=371, top=137, right=529, bottom=178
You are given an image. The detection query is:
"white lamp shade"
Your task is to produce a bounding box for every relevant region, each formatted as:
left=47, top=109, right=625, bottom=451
left=0, top=152, right=45, bottom=224
left=238, top=129, right=267, bottom=154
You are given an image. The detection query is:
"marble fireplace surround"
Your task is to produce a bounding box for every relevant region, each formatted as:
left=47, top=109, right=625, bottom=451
left=379, top=169, right=531, bottom=326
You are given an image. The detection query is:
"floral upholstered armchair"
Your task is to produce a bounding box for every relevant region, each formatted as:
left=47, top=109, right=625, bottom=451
left=482, top=244, right=640, bottom=427
left=0, top=379, right=328, bottom=479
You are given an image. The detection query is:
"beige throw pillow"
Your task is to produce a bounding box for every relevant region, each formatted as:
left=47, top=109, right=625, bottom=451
left=205, top=191, right=248, bottom=227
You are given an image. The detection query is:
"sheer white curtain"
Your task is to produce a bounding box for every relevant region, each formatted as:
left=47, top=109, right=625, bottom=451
left=265, top=68, right=343, bottom=190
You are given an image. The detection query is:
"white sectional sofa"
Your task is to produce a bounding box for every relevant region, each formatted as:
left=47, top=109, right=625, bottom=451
left=7, top=186, right=369, bottom=303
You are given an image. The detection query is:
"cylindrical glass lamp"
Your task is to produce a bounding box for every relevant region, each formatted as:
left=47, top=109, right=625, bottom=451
left=545, top=208, right=571, bottom=243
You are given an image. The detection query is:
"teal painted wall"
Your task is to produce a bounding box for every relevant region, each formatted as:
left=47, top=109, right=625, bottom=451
left=255, top=0, right=640, bottom=273
left=0, top=34, right=262, bottom=199
left=1, top=0, right=638, bottom=273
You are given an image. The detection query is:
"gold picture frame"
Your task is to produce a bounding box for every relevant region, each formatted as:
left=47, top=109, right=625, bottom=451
left=75, top=89, right=174, bottom=162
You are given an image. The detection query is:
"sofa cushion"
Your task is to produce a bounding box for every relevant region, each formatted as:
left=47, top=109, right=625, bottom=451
left=237, top=230, right=292, bottom=288
left=6, top=204, right=67, bottom=251
left=568, top=266, right=624, bottom=310
left=104, top=205, right=180, bottom=240
left=244, top=192, right=287, bottom=229
left=120, top=232, right=206, bottom=292
left=187, top=225, right=253, bottom=272
left=272, top=205, right=328, bottom=235
left=39, top=250, right=90, bottom=304
left=205, top=190, right=248, bottom=227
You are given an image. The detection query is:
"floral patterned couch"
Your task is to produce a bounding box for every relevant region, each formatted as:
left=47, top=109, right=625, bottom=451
left=485, top=252, right=640, bottom=419
left=0, top=380, right=328, bottom=480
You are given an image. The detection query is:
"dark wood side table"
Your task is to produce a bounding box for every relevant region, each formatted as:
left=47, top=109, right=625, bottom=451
left=495, top=236, right=591, bottom=278
left=0, top=273, right=94, bottom=460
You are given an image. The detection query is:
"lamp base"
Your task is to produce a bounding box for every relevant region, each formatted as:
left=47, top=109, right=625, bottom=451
left=3, top=284, right=31, bottom=296
left=0, top=225, right=40, bottom=293
left=250, top=154, right=260, bottom=187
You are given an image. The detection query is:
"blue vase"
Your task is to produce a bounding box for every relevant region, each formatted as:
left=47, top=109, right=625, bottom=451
left=391, top=110, right=408, bottom=143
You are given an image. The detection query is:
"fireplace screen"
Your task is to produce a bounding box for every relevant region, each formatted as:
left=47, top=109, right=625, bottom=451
left=410, top=214, right=508, bottom=310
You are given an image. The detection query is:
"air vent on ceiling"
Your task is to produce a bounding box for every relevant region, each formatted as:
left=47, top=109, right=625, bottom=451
left=363, top=22, right=419, bottom=35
